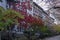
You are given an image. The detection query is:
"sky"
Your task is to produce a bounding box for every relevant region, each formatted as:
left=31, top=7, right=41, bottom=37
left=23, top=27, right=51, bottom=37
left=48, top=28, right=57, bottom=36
left=33, top=0, right=50, bottom=10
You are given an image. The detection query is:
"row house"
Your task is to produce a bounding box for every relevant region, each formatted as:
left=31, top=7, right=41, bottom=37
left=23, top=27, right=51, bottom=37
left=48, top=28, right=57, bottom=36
left=45, top=16, right=54, bottom=26
left=0, top=0, right=7, bottom=9
left=6, top=0, right=33, bottom=16
left=33, top=2, right=42, bottom=19
left=0, top=0, right=33, bottom=15
left=33, top=2, right=48, bottom=21
left=33, top=2, right=54, bottom=26
left=48, top=6, right=60, bottom=24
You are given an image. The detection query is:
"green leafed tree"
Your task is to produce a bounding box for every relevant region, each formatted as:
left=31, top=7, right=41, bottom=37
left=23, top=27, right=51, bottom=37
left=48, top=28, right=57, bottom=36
left=0, top=7, right=24, bottom=30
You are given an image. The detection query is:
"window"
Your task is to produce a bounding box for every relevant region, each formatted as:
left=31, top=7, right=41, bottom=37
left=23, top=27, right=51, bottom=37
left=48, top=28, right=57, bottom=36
left=23, top=0, right=25, bottom=2
left=19, top=6, right=22, bottom=10
left=0, top=0, right=2, bottom=2
left=7, top=0, right=14, bottom=2
left=20, top=0, right=26, bottom=2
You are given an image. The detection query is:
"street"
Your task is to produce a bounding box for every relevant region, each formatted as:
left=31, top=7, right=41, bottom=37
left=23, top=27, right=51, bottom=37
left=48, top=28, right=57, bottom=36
left=43, top=35, right=60, bottom=40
